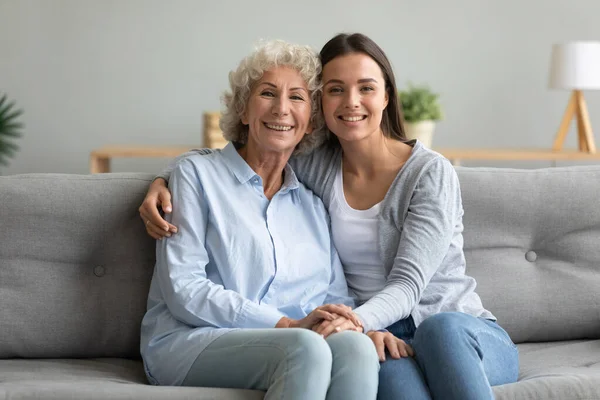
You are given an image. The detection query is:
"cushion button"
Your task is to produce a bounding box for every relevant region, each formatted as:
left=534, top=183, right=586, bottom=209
left=94, top=265, right=106, bottom=277
left=525, top=251, right=537, bottom=262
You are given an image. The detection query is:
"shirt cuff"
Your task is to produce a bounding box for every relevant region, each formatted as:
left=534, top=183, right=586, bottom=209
left=237, top=302, right=286, bottom=329
left=354, top=307, right=379, bottom=334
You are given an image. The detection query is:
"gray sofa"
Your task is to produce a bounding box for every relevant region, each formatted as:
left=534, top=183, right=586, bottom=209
left=1, top=166, right=599, bottom=400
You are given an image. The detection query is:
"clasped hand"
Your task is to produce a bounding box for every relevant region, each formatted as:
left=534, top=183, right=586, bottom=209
left=310, top=314, right=414, bottom=362
left=276, top=304, right=362, bottom=332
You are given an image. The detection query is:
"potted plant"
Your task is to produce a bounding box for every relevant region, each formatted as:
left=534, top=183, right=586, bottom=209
left=398, top=83, right=442, bottom=148
left=0, top=93, right=24, bottom=170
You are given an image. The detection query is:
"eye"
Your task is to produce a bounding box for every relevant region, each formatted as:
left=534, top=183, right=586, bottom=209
left=327, top=87, right=343, bottom=94
left=290, top=95, right=305, bottom=101
left=361, top=86, right=375, bottom=92
left=260, top=91, right=275, bottom=97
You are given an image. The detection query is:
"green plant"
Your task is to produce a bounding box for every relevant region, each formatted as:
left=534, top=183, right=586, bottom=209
left=0, top=94, right=24, bottom=167
left=398, top=83, right=443, bottom=123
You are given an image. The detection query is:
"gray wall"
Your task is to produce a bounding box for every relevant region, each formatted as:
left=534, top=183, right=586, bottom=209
left=2, top=0, right=600, bottom=174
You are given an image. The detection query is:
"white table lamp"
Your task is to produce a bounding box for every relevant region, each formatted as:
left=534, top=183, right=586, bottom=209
left=549, top=41, right=600, bottom=153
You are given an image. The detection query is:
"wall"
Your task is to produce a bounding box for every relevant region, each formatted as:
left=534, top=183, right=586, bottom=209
left=1, top=0, right=600, bottom=174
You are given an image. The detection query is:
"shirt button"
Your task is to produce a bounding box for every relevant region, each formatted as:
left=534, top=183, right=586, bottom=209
left=94, top=265, right=106, bottom=277
left=525, top=251, right=537, bottom=262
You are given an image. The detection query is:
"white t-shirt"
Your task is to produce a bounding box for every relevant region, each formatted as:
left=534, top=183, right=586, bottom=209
left=329, top=163, right=387, bottom=304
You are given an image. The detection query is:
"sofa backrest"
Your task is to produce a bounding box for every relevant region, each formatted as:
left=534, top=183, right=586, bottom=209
left=1, top=167, right=599, bottom=359
left=0, top=173, right=156, bottom=359
left=457, top=165, right=600, bottom=344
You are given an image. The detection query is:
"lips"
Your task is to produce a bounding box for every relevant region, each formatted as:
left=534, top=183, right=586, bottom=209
left=264, top=122, right=293, bottom=131
left=338, top=115, right=367, bottom=122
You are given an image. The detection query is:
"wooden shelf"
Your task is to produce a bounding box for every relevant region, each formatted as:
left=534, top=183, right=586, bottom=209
left=89, top=145, right=600, bottom=173
left=90, top=145, right=196, bottom=159
left=436, top=148, right=600, bottom=165
left=90, top=145, right=199, bottom=173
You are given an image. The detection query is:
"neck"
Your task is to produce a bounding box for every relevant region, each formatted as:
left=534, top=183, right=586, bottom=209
left=339, top=130, right=405, bottom=177
left=237, top=143, right=291, bottom=199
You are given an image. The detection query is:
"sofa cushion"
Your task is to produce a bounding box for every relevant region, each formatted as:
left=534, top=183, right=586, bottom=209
left=0, top=358, right=263, bottom=399
left=0, top=173, right=157, bottom=359
left=457, top=166, right=600, bottom=344
left=492, top=339, right=600, bottom=400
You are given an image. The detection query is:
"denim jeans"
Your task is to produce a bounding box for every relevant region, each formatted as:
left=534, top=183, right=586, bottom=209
left=377, top=312, right=519, bottom=400
left=182, top=328, right=380, bottom=400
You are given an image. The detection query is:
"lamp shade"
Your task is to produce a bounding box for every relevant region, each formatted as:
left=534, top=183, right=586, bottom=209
left=548, top=41, right=600, bottom=90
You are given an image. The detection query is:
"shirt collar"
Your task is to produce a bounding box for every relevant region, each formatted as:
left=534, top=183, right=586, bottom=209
left=222, top=142, right=256, bottom=184
left=280, top=164, right=300, bottom=194
left=222, top=142, right=300, bottom=194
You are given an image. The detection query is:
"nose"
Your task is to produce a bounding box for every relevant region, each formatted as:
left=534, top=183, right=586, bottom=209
left=271, top=96, right=291, bottom=117
left=344, top=89, right=360, bottom=109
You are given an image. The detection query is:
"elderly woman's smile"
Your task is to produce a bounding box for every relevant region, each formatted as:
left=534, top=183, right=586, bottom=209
left=263, top=122, right=293, bottom=131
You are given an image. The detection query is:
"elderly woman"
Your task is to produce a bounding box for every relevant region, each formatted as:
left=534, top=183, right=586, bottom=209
left=139, top=40, right=379, bottom=399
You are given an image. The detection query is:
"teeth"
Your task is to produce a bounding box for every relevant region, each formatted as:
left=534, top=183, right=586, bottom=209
left=265, top=123, right=292, bottom=131
left=341, top=116, right=364, bottom=122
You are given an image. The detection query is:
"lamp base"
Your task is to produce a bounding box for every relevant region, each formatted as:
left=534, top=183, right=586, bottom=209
left=553, top=90, right=596, bottom=153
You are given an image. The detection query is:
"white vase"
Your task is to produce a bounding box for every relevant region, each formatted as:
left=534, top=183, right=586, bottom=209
left=403, top=120, right=436, bottom=148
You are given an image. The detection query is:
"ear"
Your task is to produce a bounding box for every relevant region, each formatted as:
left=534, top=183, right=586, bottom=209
left=305, top=121, right=314, bottom=135
left=241, top=111, right=249, bottom=125
left=384, top=90, right=389, bottom=109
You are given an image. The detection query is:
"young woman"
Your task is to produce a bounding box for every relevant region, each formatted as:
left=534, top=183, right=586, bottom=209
left=140, top=33, right=519, bottom=400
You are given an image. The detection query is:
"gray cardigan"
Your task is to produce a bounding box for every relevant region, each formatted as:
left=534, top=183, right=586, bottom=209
left=159, top=140, right=494, bottom=333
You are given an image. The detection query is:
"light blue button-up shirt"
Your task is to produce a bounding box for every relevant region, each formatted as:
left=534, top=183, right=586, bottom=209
left=140, top=142, right=353, bottom=386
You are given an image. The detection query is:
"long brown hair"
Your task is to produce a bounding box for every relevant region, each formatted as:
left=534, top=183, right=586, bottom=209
left=320, top=33, right=406, bottom=141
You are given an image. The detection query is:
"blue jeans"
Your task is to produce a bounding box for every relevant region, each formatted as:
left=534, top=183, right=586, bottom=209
left=377, top=312, right=519, bottom=400
left=182, top=328, right=379, bottom=400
